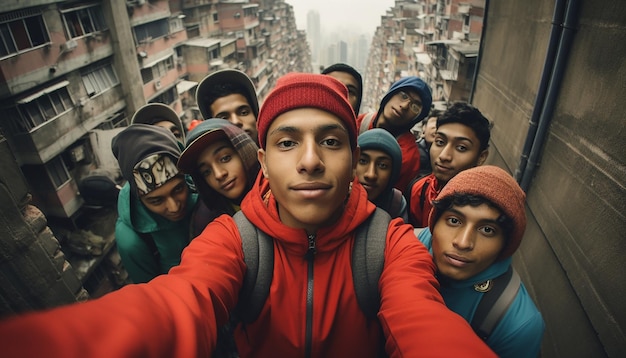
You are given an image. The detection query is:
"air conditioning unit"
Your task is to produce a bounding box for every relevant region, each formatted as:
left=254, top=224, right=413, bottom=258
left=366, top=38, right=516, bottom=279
left=60, top=39, right=78, bottom=52
left=154, top=80, right=162, bottom=90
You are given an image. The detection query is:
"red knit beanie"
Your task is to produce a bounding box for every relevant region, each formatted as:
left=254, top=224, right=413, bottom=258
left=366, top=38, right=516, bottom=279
left=428, top=165, right=527, bottom=259
left=257, top=72, right=357, bottom=150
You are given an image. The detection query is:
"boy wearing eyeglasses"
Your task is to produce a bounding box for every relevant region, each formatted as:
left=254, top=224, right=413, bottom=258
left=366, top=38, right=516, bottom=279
left=357, top=76, right=432, bottom=193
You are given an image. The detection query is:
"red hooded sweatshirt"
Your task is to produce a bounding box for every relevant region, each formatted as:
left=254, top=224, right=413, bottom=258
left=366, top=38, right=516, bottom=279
left=0, top=174, right=494, bottom=357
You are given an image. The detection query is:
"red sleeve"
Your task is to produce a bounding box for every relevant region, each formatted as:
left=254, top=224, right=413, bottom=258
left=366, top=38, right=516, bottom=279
left=0, top=216, right=246, bottom=358
left=395, top=132, right=420, bottom=193
left=378, top=219, right=496, bottom=357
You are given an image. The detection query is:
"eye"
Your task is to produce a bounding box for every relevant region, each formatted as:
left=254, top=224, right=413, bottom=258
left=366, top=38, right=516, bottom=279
left=277, top=139, right=296, bottom=149
left=239, top=107, right=251, bottom=116
left=479, top=226, right=498, bottom=237
left=434, top=138, right=445, bottom=146
left=321, top=138, right=341, bottom=147
left=216, top=114, right=228, bottom=120
left=456, top=144, right=468, bottom=152
left=358, top=157, right=368, bottom=165
left=399, top=91, right=409, bottom=100
left=199, top=167, right=212, bottom=178
left=445, top=216, right=462, bottom=226
left=377, top=162, right=390, bottom=170
left=410, top=103, right=421, bottom=114
left=219, top=154, right=232, bottom=163
left=172, top=182, right=186, bottom=194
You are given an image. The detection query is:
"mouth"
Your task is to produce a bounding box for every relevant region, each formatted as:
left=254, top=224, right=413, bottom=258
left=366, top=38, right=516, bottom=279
left=221, top=178, right=236, bottom=191
left=359, top=182, right=375, bottom=191
left=444, top=253, right=472, bottom=268
left=169, top=210, right=186, bottom=221
left=434, top=163, right=453, bottom=173
left=291, top=182, right=332, bottom=199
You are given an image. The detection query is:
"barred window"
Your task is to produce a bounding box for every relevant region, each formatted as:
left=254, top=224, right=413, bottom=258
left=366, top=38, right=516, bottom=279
left=0, top=10, right=49, bottom=57
left=46, top=156, right=70, bottom=188
left=6, top=82, right=73, bottom=133
left=134, top=19, right=168, bottom=44
left=81, top=62, right=119, bottom=97
left=62, top=4, right=107, bottom=38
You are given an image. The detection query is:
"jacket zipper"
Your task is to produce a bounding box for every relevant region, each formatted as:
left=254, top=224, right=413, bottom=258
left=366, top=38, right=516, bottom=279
left=304, top=233, right=316, bottom=358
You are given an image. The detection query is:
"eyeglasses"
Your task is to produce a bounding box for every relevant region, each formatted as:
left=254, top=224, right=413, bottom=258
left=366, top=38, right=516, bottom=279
left=396, top=91, right=422, bottom=115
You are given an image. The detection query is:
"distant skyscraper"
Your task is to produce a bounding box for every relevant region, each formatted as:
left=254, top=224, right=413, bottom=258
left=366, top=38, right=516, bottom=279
left=307, top=10, right=321, bottom=70
left=339, top=40, right=348, bottom=63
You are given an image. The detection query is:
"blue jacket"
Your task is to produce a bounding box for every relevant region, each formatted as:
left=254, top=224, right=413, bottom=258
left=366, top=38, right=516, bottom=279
left=418, top=228, right=545, bottom=357
left=115, top=182, right=199, bottom=283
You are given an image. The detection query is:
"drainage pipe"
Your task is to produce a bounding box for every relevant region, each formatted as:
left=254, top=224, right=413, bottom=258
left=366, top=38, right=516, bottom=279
left=520, top=0, right=581, bottom=191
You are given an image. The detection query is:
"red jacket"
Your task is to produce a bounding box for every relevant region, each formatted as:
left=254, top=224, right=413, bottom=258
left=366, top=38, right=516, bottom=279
left=0, top=174, right=494, bottom=358
left=408, top=173, right=441, bottom=227
left=357, top=113, right=421, bottom=193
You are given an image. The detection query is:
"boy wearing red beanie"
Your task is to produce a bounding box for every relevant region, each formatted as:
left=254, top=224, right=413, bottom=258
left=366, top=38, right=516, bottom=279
left=0, top=73, right=495, bottom=358
left=417, top=165, right=545, bottom=357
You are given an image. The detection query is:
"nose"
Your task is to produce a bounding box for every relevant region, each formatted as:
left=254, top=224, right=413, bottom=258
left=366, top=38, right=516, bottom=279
left=229, top=114, right=243, bottom=128
left=165, top=196, right=181, bottom=213
left=297, top=138, right=324, bottom=174
left=452, top=226, right=475, bottom=251
left=363, top=163, right=377, bottom=181
left=438, top=143, right=453, bottom=162
left=213, top=164, right=228, bottom=181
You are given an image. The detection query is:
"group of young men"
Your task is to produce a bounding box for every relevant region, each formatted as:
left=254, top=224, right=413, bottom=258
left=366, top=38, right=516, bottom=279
left=0, top=65, right=544, bottom=357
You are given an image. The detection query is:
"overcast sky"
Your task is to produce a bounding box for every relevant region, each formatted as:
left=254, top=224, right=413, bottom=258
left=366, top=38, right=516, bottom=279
left=286, top=0, right=395, bottom=36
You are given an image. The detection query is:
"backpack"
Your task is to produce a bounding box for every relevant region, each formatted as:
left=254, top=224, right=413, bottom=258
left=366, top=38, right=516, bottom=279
left=359, top=113, right=376, bottom=135
left=232, top=207, right=391, bottom=322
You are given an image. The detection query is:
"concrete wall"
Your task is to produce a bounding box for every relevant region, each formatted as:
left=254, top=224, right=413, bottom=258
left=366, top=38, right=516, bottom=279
left=473, top=0, right=626, bottom=356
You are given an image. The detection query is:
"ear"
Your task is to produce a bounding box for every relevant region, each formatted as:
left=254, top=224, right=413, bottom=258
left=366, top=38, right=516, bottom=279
left=476, top=148, right=489, bottom=166
left=258, top=148, right=269, bottom=178
left=351, top=146, right=361, bottom=177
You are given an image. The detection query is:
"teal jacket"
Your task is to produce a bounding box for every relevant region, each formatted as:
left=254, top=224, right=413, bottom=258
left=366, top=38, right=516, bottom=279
left=115, top=182, right=199, bottom=283
left=418, top=229, right=545, bottom=357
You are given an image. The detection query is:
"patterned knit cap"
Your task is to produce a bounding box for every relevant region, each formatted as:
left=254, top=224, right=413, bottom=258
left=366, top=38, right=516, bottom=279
left=429, top=165, right=527, bottom=259
left=256, top=72, right=357, bottom=150
left=111, top=124, right=181, bottom=197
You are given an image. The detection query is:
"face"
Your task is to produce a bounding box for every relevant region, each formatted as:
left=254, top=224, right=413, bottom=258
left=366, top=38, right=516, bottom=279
left=431, top=203, right=506, bottom=281
left=209, top=93, right=258, bottom=143
left=430, top=123, right=488, bottom=185
left=356, top=149, right=392, bottom=201
left=258, top=108, right=358, bottom=233
left=423, top=116, right=438, bottom=145
left=139, top=175, right=189, bottom=222
left=325, top=71, right=361, bottom=113
left=380, top=89, right=423, bottom=129
left=196, top=138, right=247, bottom=201
left=153, top=121, right=183, bottom=143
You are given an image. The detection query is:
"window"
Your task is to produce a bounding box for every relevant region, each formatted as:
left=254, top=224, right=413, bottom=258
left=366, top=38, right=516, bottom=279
left=9, top=82, right=73, bottom=133
left=81, top=62, right=119, bottom=97
left=169, top=18, right=183, bottom=33
left=0, top=9, right=50, bottom=57
left=141, top=56, right=174, bottom=84
left=212, top=13, right=218, bottom=22
left=150, top=87, right=177, bottom=105
left=62, top=4, right=107, bottom=39
left=134, top=19, right=168, bottom=44
left=46, top=156, right=70, bottom=188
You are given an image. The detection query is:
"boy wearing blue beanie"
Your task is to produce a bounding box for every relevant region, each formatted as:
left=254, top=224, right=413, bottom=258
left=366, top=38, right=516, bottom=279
left=356, top=128, right=407, bottom=221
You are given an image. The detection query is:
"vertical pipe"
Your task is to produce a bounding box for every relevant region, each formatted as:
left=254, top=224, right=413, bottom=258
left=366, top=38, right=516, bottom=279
left=520, top=0, right=581, bottom=191
left=515, top=0, right=567, bottom=183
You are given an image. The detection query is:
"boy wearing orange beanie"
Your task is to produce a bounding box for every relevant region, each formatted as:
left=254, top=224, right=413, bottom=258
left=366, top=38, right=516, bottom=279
left=417, top=165, right=545, bottom=357
left=0, top=73, right=495, bottom=358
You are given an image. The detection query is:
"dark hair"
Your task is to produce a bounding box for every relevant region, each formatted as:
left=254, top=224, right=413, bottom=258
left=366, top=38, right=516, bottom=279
left=437, top=102, right=492, bottom=151
left=200, top=82, right=254, bottom=117
left=422, top=109, right=442, bottom=126
left=432, top=193, right=514, bottom=243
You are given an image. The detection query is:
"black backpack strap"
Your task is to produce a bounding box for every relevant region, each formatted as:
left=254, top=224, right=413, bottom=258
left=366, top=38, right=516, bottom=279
left=359, top=113, right=376, bottom=135
left=138, top=232, right=160, bottom=264
left=419, top=179, right=429, bottom=214
left=471, top=266, right=521, bottom=341
left=233, top=211, right=274, bottom=324
left=352, top=208, right=391, bottom=319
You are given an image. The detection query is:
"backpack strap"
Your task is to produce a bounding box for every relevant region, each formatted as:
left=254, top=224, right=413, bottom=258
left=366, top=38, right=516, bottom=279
left=233, top=211, right=274, bottom=324
left=471, top=266, right=521, bottom=341
left=137, top=232, right=160, bottom=264
left=359, top=113, right=376, bottom=135
left=352, top=208, right=391, bottom=319
left=387, top=189, right=404, bottom=219
left=419, top=179, right=429, bottom=215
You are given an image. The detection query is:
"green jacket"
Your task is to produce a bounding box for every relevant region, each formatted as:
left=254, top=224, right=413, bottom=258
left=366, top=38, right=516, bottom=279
left=115, top=182, right=199, bottom=283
